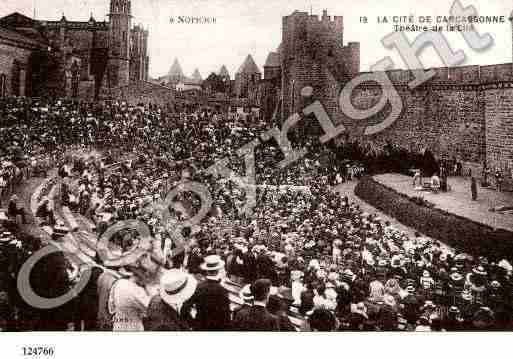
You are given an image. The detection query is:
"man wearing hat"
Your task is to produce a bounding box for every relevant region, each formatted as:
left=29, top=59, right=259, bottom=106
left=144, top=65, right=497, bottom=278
left=36, top=198, right=55, bottom=227
left=232, top=284, right=254, bottom=330
left=7, top=195, right=26, bottom=224
left=232, top=279, right=279, bottom=331
left=145, top=269, right=197, bottom=331
left=182, top=255, right=231, bottom=330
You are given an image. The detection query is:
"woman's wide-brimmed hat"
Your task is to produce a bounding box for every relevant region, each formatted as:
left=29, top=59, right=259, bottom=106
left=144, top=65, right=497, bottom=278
left=200, top=254, right=225, bottom=272
left=100, top=236, right=152, bottom=268
left=160, top=269, right=197, bottom=307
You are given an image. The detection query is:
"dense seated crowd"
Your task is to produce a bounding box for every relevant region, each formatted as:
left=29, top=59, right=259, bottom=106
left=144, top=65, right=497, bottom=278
left=1, top=97, right=513, bottom=332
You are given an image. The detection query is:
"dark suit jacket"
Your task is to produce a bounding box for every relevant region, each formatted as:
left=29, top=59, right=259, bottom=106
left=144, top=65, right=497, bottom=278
left=145, top=295, right=190, bottom=331
left=181, top=279, right=231, bottom=330
left=232, top=305, right=279, bottom=331
left=232, top=304, right=252, bottom=331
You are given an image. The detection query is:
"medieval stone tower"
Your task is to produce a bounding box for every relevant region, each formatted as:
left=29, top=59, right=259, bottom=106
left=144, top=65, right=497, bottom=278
left=281, top=10, right=360, bottom=122
left=108, top=0, right=131, bottom=88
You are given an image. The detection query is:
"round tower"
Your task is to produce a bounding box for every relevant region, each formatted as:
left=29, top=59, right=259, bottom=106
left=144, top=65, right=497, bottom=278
left=108, top=0, right=131, bottom=88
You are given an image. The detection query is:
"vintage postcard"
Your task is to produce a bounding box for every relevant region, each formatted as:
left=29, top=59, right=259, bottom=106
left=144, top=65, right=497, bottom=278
left=0, top=0, right=512, bottom=356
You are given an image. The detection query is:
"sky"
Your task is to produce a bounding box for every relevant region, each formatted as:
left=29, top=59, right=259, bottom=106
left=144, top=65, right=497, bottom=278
left=1, top=0, right=512, bottom=79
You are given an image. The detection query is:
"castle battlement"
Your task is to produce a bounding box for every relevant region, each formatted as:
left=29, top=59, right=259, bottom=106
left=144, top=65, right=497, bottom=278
left=358, top=63, right=513, bottom=87
left=284, top=10, right=343, bottom=29
left=40, top=20, right=109, bottom=30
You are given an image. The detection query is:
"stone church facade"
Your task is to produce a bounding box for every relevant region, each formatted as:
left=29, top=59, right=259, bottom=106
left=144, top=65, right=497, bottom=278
left=0, top=0, right=149, bottom=100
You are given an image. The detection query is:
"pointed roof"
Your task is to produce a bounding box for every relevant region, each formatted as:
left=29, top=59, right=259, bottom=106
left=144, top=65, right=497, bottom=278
left=264, top=52, right=280, bottom=67
left=0, top=12, right=37, bottom=28
left=218, top=65, right=230, bottom=78
left=191, top=68, right=202, bottom=81
left=0, top=12, right=49, bottom=46
left=168, top=59, right=184, bottom=78
left=276, top=43, right=283, bottom=55
left=237, top=55, right=261, bottom=75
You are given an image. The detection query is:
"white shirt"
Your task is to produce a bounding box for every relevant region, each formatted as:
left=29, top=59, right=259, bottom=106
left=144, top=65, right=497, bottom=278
left=108, top=279, right=150, bottom=331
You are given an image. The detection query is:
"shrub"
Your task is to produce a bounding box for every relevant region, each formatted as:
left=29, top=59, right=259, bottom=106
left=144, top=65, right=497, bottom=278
left=410, top=196, right=435, bottom=208
left=355, top=176, right=513, bottom=261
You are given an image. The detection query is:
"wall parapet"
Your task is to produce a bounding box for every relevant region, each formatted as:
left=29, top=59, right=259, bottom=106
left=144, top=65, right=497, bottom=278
left=355, top=63, right=513, bottom=88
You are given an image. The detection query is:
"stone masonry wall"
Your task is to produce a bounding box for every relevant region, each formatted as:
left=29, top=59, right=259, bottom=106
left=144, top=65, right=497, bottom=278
left=0, top=41, right=31, bottom=96
left=343, top=64, right=513, bottom=176
left=484, top=86, right=513, bottom=176
left=281, top=11, right=359, bottom=122
left=109, top=80, right=175, bottom=106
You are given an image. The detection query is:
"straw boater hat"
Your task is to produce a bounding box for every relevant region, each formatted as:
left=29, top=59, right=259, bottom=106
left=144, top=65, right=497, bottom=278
left=450, top=272, right=464, bottom=282
left=291, top=270, right=304, bottom=282
left=160, top=269, right=197, bottom=307
left=239, top=284, right=254, bottom=303
left=390, top=256, right=402, bottom=268
left=0, top=232, right=13, bottom=244
left=490, top=280, right=501, bottom=289
left=461, top=290, right=473, bottom=302
left=200, top=254, right=225, bottom=272
left=472, top=266, right=487, bottom=277
left=448, top=306, right=460, bottom=315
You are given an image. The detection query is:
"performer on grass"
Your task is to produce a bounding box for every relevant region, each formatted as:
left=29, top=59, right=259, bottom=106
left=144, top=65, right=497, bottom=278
left=412, top=169, right=422, bottom=188
left=495, top=168, right=503, bottom=192
left=431, top=173, right=440, bottom=193
left=470, top=177, right=478, bottom=201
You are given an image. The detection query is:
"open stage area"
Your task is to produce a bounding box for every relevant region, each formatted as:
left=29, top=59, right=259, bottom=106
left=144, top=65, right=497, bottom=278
left=374, top=173, right=513, bottom=232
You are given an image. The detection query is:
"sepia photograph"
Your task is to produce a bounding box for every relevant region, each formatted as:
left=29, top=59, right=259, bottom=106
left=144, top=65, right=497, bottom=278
left=0, top=0, right=513, bottom=354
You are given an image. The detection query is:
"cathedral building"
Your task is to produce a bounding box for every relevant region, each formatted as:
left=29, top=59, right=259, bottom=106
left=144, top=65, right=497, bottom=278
left=0, top=0, right=149, bottom=100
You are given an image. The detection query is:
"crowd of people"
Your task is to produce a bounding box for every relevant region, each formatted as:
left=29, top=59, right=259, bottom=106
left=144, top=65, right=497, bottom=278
left=1, top=97, right=513, bottom=331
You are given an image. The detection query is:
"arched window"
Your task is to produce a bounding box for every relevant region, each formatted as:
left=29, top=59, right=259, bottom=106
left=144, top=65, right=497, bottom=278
left=0, top=74, right=6, bottom=97
left=11, top=61, right=20, bottom=97
left=71, top=61, right=80, bottom=98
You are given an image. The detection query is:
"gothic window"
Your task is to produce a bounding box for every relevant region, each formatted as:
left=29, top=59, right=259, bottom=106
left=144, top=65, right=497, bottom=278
left=71, top=61, right=80, bottom=98
left=11, top=62, right=20, bottom=97
left=123, top=31, right=127, bottom=43
left=0, top=74, right=6, bottom=97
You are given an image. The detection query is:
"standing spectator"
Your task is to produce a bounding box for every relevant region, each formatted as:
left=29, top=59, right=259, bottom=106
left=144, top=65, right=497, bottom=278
left=35, top=198, right=55, bottom=226
left=307, top=308, right=337, bottom=331
left=182, top=255, right=231, bottom=330
left=145, top=269, right=197, bottom=331
left=7, top=195, right=26, bottom=224
left=0, top=174, right=6, bottom=206
left=232, top=279, right=279, bottom=331
left=232, top=284, right=254, bottom=329
left=107, top=253, right=155, bottom=331
left=267, top=295, right=295, bottom=331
